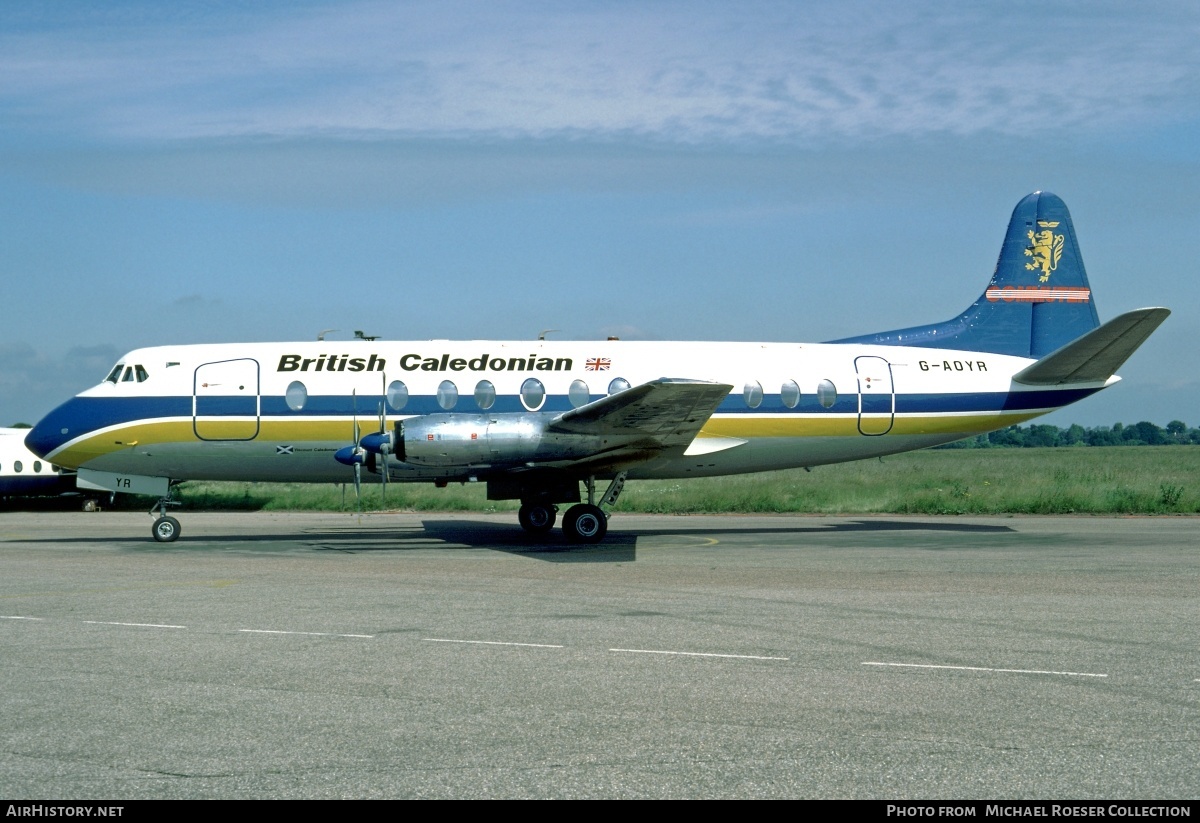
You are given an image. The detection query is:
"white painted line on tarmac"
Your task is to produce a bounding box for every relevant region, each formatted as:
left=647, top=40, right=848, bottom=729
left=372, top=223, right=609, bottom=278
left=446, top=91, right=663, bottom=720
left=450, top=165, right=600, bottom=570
left=83, top=620, right=187, bottom=629
left=1, top=615, right=44, bottom=620
left=863, top=661, right=1107, bottom=678
left=239, top=629, right=374, bottom=638
left=611, top=648, right=789, bottom=661
left=425, top=638, right=564, bottom=648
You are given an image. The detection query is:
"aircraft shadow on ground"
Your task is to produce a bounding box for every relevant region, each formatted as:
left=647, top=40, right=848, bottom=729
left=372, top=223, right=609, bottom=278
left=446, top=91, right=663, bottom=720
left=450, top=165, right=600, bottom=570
left=17, top=517, right=1014, bottom=563
left=293, top=520, right=638, bottom=563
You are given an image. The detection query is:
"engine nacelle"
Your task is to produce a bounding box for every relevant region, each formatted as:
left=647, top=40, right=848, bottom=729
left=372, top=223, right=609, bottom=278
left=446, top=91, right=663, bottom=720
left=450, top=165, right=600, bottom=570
left=395, top=413, right=601, bottom=468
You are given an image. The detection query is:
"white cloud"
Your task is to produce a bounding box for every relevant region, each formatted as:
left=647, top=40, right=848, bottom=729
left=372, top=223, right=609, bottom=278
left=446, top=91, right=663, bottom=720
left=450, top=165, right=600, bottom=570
left=1, top=1, right=1197, bottom=143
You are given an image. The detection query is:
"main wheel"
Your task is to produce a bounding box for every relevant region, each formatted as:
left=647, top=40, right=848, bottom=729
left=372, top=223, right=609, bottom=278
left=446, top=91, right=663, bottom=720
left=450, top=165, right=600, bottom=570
left=152, top=516, right=181, bottom=543
left=518, top=503, right=557, bottom=534
left=563, top=504, right=607, bottom=544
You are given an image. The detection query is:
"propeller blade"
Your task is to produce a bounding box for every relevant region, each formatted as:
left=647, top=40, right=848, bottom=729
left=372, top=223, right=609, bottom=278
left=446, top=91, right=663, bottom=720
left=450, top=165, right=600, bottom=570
left=352, top=389, right=362, bottom=513
left=379, top=373, right=388, bottom=509
left=380, top=453, right=388, bottom=509
left=352, top=388, right=360, bottom=447
left=379, top=371, right=387, bottom=434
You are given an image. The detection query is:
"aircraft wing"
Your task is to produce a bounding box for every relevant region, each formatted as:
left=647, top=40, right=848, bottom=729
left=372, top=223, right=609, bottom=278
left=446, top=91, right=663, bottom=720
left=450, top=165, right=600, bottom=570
left=1013, top=307, right=1170, bottom=385
left=547, top=378, right=732, bottom=450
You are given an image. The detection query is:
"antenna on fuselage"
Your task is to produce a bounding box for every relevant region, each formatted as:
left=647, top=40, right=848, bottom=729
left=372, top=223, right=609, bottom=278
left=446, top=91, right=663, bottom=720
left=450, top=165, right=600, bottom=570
left=317, top=329, right=339, bottom=341
left=538, top=329, right=559, bottom=340
left=354, top=330, right=380, bottom=341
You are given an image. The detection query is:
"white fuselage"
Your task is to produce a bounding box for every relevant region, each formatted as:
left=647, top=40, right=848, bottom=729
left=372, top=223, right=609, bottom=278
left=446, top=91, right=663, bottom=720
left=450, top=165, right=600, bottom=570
left=26, top=339, right=1104, bottom=485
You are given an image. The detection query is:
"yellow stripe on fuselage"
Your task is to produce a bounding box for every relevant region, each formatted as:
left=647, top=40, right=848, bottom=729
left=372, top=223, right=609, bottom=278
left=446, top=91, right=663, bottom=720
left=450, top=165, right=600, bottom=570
left=51, top=409, right=1048, bottom=471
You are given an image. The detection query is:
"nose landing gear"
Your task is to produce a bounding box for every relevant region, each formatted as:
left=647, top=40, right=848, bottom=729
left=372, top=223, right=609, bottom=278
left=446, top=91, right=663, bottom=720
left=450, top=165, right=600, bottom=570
left=149, top=491, right=182, bottom=543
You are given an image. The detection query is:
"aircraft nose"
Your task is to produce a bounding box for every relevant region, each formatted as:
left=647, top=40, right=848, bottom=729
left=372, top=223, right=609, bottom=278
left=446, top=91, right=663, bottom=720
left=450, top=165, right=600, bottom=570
left=24, top=398, right=81, bottom=460
left=24, top=418, right=57, bottom=459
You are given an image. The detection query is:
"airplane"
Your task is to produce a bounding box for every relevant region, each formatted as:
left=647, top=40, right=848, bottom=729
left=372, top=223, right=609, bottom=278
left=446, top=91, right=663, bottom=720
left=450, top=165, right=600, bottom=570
left=24, top=192, right=1169, bottom=544
left=0, top=427, right=76, bottom=501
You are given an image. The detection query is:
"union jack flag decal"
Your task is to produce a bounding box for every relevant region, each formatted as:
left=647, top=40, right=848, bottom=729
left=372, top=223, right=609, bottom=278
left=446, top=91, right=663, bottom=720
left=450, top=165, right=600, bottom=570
left=585, top=357, right=611, bottom=371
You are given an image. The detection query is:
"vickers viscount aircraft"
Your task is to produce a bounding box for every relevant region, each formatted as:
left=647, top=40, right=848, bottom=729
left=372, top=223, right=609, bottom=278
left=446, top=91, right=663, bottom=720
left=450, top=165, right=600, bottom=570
left=25, top=192, right=1168, bottom=543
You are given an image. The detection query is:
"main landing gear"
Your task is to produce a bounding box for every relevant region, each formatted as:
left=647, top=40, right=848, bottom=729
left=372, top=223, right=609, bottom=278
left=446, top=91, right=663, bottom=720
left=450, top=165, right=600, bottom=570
left=150, top=490, right=182, bottom=543
left=518, top=502, right=557, bottom=534
left=518, top=472, right=626, bottom=544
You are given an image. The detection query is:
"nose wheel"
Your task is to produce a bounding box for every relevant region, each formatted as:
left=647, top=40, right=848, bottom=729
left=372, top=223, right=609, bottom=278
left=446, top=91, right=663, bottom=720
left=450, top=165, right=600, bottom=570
left=152, top=515, right=181, bottom=543
left=149, top=491, right=182, bottom=542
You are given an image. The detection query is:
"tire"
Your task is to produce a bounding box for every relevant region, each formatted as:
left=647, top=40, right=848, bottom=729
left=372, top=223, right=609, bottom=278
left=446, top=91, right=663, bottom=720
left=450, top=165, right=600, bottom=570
left=563, top=504, right=607, bottom=544
left=518, top=503, right=556, bottom=533
left=152, top=516, right=181, bottom=543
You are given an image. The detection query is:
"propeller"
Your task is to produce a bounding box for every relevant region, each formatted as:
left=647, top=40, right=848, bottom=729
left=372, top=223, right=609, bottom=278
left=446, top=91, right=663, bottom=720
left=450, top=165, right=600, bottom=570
left=333, top=389, right=365, bottom=514
left=377, top=373, right=388, bottom=509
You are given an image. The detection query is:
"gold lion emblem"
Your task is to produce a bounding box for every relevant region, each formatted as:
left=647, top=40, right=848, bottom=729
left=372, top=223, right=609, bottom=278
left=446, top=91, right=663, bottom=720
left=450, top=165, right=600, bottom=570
left=1024, top=220, right=1064, bottom=282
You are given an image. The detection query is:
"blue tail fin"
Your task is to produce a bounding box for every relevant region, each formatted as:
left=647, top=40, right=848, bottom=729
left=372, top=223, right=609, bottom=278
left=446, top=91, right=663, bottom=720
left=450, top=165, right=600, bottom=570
left=829, top=191, right=1101, bottom=357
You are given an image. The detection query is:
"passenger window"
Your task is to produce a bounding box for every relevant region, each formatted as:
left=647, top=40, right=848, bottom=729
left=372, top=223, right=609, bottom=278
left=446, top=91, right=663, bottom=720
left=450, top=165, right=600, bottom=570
left=33, top=461, right=42, bottom=473
left=520, top=378, right=545, bottom=410
left=743, top=381, right=763, bottom=409
left=474, top=380, right=496, bottom=410
left=285, top=381, right=308, bottom=411
left=569, top=379, right=591, bottom=408
left=817, top=379, right=837, bottom=409
left=781, top=379, right=801, bottom=409
left=387, top=380, right=408, bottom=411
left=437, top=380, right=458, bottom=410
left=14, top=461, right=22, bottom=473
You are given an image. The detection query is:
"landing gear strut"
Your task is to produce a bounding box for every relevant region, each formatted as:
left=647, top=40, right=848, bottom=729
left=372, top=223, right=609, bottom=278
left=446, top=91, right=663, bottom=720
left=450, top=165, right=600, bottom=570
left=149, top=490, right=182, bottom=543
left=561, top=472, right=626, bottom=544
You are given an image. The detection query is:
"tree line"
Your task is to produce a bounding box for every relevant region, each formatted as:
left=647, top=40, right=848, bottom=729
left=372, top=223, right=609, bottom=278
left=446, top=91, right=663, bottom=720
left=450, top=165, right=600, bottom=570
left=938, top=420, right=1198, bottom=449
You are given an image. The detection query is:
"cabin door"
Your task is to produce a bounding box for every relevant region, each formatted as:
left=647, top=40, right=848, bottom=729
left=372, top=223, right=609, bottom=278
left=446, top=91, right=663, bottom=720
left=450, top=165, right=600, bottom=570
left=855, top=355, right=895, bottom=436
left=194, top=358, right=261, bottom=441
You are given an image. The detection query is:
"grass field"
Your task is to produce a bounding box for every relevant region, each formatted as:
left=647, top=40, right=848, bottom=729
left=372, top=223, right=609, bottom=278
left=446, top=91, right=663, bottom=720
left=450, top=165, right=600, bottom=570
left=171, top=447, right=1200, bottom=515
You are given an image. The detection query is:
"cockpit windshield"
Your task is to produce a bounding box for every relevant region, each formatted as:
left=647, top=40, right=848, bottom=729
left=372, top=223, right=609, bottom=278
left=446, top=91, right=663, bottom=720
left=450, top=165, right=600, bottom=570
left=104, top=363, right=149, bottom=384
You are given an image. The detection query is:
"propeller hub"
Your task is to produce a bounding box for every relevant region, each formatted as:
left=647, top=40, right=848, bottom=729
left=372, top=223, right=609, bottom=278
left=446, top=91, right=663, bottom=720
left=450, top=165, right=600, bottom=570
left=360, top=431, right=391, bottom=455
left=334, top=445, right=365, bottom=466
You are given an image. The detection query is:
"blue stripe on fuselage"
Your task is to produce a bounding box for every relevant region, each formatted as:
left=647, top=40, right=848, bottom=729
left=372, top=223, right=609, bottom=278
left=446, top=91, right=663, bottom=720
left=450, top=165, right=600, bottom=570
left=26, top=385, right=1099, bottom=459
left=25, top=395, right=191, bottom=457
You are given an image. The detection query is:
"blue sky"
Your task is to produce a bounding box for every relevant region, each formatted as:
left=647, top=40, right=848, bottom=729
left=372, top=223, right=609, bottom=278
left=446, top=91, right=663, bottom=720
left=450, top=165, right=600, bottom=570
left=1, top=1, right=1197, bottom=428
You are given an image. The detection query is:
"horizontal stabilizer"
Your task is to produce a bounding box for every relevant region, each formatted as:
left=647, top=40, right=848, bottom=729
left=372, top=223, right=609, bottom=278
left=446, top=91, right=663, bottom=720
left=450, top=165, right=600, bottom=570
left=549, top=378, right=732, bottom=449
left=1012, top=308, right=1170, bottom=386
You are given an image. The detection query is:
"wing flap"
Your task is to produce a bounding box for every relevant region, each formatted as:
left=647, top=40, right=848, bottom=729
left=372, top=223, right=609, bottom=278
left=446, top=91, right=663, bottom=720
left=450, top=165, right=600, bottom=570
left=548, top=378, right=732, bottom=449
left=1013, top=307, right=1170, bottom=386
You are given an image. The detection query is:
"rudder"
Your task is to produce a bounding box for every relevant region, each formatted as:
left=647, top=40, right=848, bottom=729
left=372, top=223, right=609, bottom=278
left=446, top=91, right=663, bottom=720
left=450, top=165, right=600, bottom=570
left=829, top=192, right=1101, bottom=358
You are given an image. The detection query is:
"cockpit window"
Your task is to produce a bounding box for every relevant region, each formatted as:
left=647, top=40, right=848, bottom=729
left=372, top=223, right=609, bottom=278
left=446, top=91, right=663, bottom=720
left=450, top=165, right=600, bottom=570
left=135, top=365, right=149, bottom=382
left=121, top=367, right=135, bottom=382
left=105, top=363, right=124, bottom=384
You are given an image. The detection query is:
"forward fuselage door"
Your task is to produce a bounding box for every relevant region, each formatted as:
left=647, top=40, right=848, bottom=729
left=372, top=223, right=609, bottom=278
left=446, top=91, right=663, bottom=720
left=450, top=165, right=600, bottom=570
left=194, top=358, right=260, bottom=441
left=855, top=355, right=895, bottom=436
